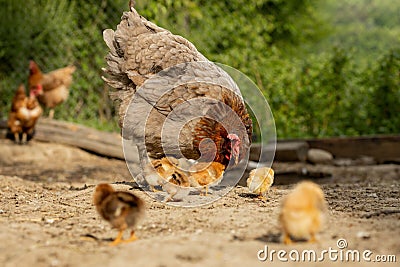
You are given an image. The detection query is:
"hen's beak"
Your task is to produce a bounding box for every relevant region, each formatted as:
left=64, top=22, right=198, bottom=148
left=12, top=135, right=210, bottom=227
left=232, top=146, right=240, bottom=165
left=227, top=133, right=241, bottom=165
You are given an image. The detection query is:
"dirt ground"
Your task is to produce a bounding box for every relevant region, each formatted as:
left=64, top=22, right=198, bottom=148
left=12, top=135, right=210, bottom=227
left=0, top=139, right=399, bottom=267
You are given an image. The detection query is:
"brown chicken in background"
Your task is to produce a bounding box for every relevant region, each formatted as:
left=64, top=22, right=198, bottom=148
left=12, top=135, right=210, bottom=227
left=102, top=2, right=252, bottom=171
left=279, top=181, right=327, bottom=244
left=28, top=60, right=76, bottom=119
left=7, top=84, right=42, bottom=144
left=93, top=183, right=144, bottom=246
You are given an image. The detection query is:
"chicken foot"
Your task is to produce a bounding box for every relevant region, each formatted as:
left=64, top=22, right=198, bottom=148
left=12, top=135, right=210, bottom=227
left=122, top=230, right=138, bottom=243
left=109, top=230, right=125, bottom=246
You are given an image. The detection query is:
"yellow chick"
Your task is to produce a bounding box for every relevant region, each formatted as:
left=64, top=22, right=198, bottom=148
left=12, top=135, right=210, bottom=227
left=279, top=181, right=327, bottom=244
left=93, top=184, right=145, bottom=246
left=188, top=162, right=225, bottom=196
left=246, top=167, right=274, bottom=200
left=143, top=157, right=179, bottom=192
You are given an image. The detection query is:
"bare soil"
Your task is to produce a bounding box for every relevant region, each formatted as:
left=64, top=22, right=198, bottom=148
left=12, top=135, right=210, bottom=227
left=0, top=139, right=399, bottom=267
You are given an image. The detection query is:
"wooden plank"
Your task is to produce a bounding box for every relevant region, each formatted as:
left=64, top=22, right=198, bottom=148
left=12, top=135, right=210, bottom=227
left=250, top=141, right=309, bottom=162
left=0, top=118, right=135, bottom=161
left=305, top=135, right=400, bottom=162
left=35, top=119, right=127, bottom=160
left=2, top=118, right=399, bottom=163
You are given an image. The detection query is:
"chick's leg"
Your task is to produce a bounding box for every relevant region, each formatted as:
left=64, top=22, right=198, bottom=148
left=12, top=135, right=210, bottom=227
left=283, top=233, right=293, bottom=245
left=123, top=230, right=138, bottom=243
left=150, top=185, right=161, bottom=192
left=163, top=193, right=174, bottom=203
left=308, top=233, right=317, bottom=244
left=109, top=230, right=125, bottom=246
left=258, top=193, right=267, bottom=201
left=14, top=133, right=20, bottom=144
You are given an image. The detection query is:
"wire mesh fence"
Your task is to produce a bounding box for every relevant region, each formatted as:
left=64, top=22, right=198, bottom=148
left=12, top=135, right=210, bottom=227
left=0, top=0, right=129, bottom=130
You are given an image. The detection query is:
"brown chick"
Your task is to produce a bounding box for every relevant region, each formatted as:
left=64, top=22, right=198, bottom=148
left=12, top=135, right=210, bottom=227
left=7, top=84, right=43, bottom=144
left=188, top=162, right=225, bottom=196
left=160, top=167, right=191, bottom=202
left=28, top=60, right=76, bottom=119
left=247, top=167, right=274, bottom=201
left=93, top=183, right=144, bottom=246
left=279, top=181, right=327, bottom=244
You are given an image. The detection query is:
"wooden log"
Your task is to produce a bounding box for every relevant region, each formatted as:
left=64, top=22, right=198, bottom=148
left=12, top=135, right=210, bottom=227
left=0, top=118, right=139, bottom=162
left=306, top=135, right=400, bottom=162
left=0, top=120, right=7, bottom=139
left=250, top=141, right=309, bottom=162
left=2, top=118, right=399, bottom=163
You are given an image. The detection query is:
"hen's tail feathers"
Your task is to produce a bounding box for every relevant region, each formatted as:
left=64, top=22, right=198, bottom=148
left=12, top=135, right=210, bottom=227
left=102, top=8, right=167, bottom=127
left=102, top=8, right=166, bottom=92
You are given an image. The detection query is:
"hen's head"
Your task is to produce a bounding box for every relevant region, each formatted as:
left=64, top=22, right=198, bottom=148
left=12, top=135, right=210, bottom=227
left=226, top=133, right=241, bottom=165
left=29, top=85, right=43, bottom=97
left=28, top=61, right=44, bottom=92
left=29, top=60, right=40, bottom=75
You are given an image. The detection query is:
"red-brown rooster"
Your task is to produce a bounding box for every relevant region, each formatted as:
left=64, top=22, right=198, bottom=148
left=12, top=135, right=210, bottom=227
left=7, top=84, right=42, bottom=144
left=28, top=60, right=76, bottom=119
left=102, top=2, right=252, bottom=171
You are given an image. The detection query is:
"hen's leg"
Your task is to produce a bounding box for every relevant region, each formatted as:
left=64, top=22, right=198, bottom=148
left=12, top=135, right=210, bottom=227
left=49, top=109, right=55, bottom=119
left=123, top=230, right=138, bottom=243
left=14, top=133, right=20, bottom=144
left=109, top=230, right=124, bottom=246
left=21, top=133, right=27, bottom=144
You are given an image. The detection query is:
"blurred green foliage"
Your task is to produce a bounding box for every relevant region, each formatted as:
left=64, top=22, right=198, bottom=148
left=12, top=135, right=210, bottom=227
left=0, top=0, right=399, bottom=137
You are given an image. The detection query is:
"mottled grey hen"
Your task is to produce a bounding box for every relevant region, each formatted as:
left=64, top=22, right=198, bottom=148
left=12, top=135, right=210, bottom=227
left=102, top=2, right=252, bottom=169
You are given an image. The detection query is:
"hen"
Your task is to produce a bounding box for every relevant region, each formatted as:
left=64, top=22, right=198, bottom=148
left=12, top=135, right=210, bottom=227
left=279, top=181, right=327, bottom=244
left=102, top=3, right=252, bottom=173
left=93, top=183, right=145, bottom=246
left=7, top=84, right=42, bottom=144
left=28, top=60, right=76, bottom=119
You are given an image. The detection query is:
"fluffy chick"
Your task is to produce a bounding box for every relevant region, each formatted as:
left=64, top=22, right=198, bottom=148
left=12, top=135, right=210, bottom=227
left=144, top=158, right=176, bottom=192
left=279, top=181, right=327, bottom=244
left=188, top=162, right=225, bottom=195
left=246, top=167, right=274, bottom=200
left=93, top=183, right=144, bottom=246
left=160, top=167, right=191, bottom=202
left=144, top=157, right=191, bottom=202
